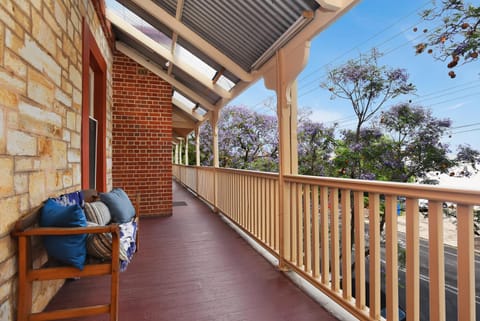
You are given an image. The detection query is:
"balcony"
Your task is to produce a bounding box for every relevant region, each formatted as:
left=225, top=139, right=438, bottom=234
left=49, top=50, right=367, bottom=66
left=170, top=164, right=480, bottom=321
left=45, top=164, right=480, bottom=321
left=44, top=180, right=339, bottom=321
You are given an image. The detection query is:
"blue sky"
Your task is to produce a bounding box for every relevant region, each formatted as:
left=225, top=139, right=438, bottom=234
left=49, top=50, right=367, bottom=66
left=230, top=0, right=480, bottom=152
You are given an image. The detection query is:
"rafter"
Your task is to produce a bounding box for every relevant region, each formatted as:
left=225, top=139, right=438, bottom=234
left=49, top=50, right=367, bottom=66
left=116, top=42, right=218, bottom=111
left=212, top=67, right=225, bottom=85
left=127, top=0, right=253, bottom=81
left=168, top=0, right=185, bottom=76
left=172, top=97, right=205, bottom=122
left=107, top=9, right=232, bottom=99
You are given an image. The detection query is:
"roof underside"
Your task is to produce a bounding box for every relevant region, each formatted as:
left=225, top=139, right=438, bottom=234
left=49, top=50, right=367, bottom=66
left=106, top=0, right=358, bottom=140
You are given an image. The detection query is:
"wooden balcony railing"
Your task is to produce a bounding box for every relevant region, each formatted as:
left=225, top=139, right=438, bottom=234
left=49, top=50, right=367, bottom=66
left=173, top=164, right=480, bottom=321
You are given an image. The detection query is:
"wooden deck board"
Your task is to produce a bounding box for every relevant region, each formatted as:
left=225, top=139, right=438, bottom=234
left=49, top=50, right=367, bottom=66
left=45, top=181, right=338, bottom=321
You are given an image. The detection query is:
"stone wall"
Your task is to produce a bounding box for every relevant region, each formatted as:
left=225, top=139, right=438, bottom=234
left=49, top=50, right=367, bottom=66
left=0, top=1, right=113, bottom=318
left=112, top=52, right=173, bottom=217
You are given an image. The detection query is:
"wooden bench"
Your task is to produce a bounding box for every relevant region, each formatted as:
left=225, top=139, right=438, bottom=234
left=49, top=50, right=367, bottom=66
left=12, top=190, right=139, bottom=321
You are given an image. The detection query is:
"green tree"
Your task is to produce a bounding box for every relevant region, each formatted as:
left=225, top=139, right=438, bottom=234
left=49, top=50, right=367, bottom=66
left=321, top=49, right=416, bottom=178
left=297, top=120, right=336, bottom=176
left=377, top=103, right=454, bottom=182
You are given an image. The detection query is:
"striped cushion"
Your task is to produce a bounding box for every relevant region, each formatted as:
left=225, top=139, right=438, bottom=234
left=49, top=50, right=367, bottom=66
left=86, top=222, right=128, bottom=261
left=84, top=201, right=111, bottom=225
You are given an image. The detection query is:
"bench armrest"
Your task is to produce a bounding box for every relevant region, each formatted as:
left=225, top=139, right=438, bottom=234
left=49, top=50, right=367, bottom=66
left=12, top=224, right=120, bottom=237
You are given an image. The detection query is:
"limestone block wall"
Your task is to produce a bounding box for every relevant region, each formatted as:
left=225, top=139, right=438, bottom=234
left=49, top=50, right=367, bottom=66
left=0, top=1, right=113, bottom=318
left=112, top=52, right=173, bottom=217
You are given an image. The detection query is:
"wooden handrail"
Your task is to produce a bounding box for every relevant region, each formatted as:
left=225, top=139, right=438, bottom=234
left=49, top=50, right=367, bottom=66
left=173, top=164, right=480, bottom=321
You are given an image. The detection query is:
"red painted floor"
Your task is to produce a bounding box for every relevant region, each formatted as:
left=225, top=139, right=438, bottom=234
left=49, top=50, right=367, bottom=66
left=45, top=181, right=338, bottom=321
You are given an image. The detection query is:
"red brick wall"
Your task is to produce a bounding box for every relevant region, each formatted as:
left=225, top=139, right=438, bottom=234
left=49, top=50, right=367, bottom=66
left=112, top=51, right=172, bottom=216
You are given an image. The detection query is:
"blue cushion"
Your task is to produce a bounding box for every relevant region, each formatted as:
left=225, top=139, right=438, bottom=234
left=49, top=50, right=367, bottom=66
left=99, top=188, right=135, bottom=223
left=40, top=199, right=87, bottom=270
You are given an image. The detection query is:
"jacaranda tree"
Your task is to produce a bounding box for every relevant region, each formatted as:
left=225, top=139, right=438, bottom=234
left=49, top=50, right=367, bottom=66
left=321, top=49, right=416, bottom=178
left=414, top=0, right=479, bottom=78
left=297, top=120, right=336, bottom=176
left=198, top=105, right=278, bottom=171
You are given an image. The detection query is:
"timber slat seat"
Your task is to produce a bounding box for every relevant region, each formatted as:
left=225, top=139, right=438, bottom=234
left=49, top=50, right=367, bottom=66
left=12, top=190, right=140, bottom=321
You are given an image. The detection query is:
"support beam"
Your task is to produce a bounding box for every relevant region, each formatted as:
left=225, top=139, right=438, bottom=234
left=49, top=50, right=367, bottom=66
left=168, top=0, right=185, bottom=75
left=172, top=97, right=205, bottom=122
left=107, top=9, right=231, bottom=99
left=211, top=111, right=220, bottom=212
left=174, top=143, right=179, bottom=164
left=127, top=0, right=253, bottom=82
left=116, top=42, right=218, bottom=111
left=211, top=111, right=219, bottom=168
left=316, top=0, right=349, bottom=11
left=195, top=127, right=201, bottom=166
left=275, top=48, right=300, bottom=270
left=178, top=139, right=183, bottom=165
left=212, top=67, right=225, bottom=85
left=184, top=135, right=189, bottom=165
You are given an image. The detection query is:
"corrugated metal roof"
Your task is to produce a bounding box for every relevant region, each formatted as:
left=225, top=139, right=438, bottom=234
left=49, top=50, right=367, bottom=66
left=108, top=0, right=358, bottom=138
left=166, top=0, right=319, bottom=71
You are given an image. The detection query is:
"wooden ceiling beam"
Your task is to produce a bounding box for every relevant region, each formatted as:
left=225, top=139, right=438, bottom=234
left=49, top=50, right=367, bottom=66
left=107, top=9, right=231, bottom=99
left=127, top=0, right=253, bottom=82
left=116, top=42, right=218, bottom=111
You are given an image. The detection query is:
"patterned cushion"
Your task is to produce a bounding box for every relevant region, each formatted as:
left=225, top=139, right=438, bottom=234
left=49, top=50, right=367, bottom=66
left=84, top=201, right=111, bottom=225
left=86, top=222, right=128, bottom=261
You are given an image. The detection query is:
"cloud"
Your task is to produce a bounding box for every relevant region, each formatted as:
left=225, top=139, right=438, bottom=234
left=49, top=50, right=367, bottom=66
left=307, top=109, right=346, bottom=124
left=445, top=102, right=467, bottom=111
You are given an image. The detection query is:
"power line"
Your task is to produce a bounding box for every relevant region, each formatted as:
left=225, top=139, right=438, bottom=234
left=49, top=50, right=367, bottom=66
left=412, top=83, right=480, bottom=104
left=451, top=127, right=480, bottom=135
left=250, top=1, right=432, bottom=109
left=451, top=122, right=480, bottom=130
left=297, top=1, right=431, bottom=85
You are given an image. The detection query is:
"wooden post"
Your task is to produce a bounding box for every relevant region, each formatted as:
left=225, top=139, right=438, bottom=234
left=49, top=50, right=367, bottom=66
left=195, top=127, right=200, bottom=194
left=178, top=139, right=183, bottom=165
left=211, top=111, right=219, bottom=212
left=174, top=143, right=179, bottom=164
left=195, top=127, right=201, bottom=166
left=263, top=41, right=309, bottom=271
left=184, top=135, right=189, bottom=165
left=274, top=50, right=300, bottom=270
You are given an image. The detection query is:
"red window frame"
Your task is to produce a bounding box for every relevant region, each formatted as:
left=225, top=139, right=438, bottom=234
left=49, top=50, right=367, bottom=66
left=81, top=20, right=107, bottom=192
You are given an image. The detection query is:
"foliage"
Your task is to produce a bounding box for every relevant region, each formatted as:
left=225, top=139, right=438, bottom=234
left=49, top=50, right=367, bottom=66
left=377, top=103, right=454, bottom=182
left=199, top=105, right=278, bottom=171
left=333, top=127, right=392, bottom=180
left=297, top=120, right=336, bottom=176
left=321, top=49, right=416, bottom=141
left=454, top=144, right=480, bottom=175
left=415, top=0, right=480, bottom=78
left=331, top=104, right=453, bottom=183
